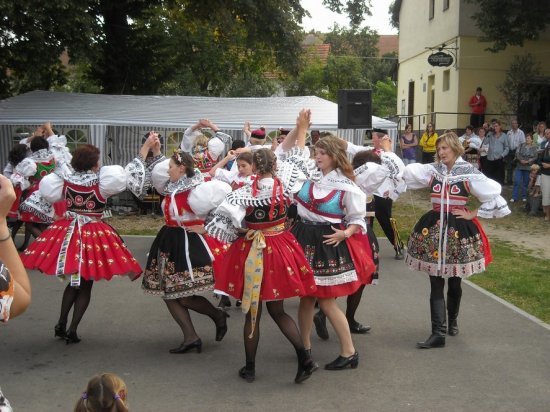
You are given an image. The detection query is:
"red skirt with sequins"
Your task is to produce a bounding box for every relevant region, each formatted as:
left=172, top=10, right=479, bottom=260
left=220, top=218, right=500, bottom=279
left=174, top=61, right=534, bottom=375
left=21, top=218, right=142, bottom=281
left=214, top=230, right=316, bottom=301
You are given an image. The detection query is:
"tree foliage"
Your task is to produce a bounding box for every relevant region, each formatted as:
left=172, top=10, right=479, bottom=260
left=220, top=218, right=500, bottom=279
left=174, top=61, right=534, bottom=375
left=466, top=0, right=548, bottom=52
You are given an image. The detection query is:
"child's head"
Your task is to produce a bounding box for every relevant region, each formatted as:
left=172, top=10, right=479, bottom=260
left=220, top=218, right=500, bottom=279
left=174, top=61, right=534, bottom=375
left=236, top=152, right=253, bottom=176
left=193, top=134, right=209, bottom=154
left=74, top=373, right=128, bottom=412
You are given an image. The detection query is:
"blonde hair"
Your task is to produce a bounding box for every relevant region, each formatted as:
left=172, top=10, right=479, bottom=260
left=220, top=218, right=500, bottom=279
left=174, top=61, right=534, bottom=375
left=434, top=132, right=464, bottom=162
left=74, top=373, right=128, bottom=412
left=193, top=134, right=209, bottom=153
left=314, top=135, right=355, bottom=181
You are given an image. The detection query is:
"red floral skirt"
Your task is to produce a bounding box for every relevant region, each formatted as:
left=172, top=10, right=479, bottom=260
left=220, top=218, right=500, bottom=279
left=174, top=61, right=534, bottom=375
left=214, top=230, right=316, bottom=301
left=21, top=218, right=142, bottom=281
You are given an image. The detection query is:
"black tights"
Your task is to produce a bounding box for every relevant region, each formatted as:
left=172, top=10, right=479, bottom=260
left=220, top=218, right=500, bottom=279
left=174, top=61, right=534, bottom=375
left=243, top=300, right=305, bottom=369
left=164, top=295, right=223, bottom=343
left=58, top=279, right=94, bottom=333
left=429, top=276, right=462, bottom=300
left=345, top=284, right=365, bottom=323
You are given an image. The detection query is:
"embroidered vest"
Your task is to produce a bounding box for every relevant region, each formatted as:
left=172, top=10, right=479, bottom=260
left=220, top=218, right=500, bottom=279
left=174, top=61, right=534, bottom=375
left=163, top=191, right=202, bottom=226
left=244, top=203, right=288, bottom=230
left=31, top=159, right=56, bottom=181
left=430, top=177, right=469, bottom=209
left=295, top=181, right=345, bottom=219
left=193, top=151, right=216, bottom=173
left=64, top=181, right=106, bottom=218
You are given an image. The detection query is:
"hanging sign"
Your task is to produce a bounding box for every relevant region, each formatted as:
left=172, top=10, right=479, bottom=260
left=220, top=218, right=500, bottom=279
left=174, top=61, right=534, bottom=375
left=427, top=51, right=453, bottom=67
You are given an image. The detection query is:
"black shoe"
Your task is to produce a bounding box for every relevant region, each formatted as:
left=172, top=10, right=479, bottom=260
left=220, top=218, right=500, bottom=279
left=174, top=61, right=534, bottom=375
left=65, top=330, right=81, bottom=345
left=295, top=350, right=318, bottom=383
left=416, top=334, right=445, bottom=349
left=305, top=349, right=319, bottom=372
left=238, top=366, right=255, bottom=383
left=218, top=295, right=231, bottom=309
left=324, top=352, right=359, bottom=370
left=54, top=323, right=66, bottom=339
left=313, top=311, right=329, bottom=340
left=215, top=310, right=230, bottom=342
left=394, top=249, right=404, bottom=260
left=169, top=338, right=202, bottom=354
left=236, top=300, right=242, bottom=307
left=348, top=320, right=371, bottom=334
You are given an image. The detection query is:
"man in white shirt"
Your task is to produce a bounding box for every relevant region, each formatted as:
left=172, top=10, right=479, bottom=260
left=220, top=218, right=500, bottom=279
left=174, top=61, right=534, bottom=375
left=506, top=119, right=526, bottom=185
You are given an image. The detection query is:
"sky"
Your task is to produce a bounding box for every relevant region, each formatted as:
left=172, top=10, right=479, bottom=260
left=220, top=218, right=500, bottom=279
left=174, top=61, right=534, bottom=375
left=300, top=0, right=397, bottom=34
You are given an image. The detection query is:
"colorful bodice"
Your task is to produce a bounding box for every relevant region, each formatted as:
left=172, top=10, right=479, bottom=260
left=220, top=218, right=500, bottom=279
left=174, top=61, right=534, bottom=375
left=31, top=159, right=56, bottom=181
left=245, top=203, right=288, bottom=230
left=193, top=151, right=216, bottom=173
left=163, top=191, right=202, bottom=226
left=430, top=177, right=470, bottom=209
left=295, top=181, right=345, bottom=219
left=64, top=180, right=106, bottom=218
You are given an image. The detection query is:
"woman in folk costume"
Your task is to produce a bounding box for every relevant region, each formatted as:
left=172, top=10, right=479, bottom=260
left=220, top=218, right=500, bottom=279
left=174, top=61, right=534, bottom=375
left=403, top=132, right=510, bottom=349
left=142, top=145, right=232, bottom=354
left=180, top=118, right=232, bottom=175
left=312, top=137, right=406, bottom=339
left=206, top=109, right=317, bottom=383
left=287, top=135, right=376, bottom=371
left=20, top=138, right=154, bottom=344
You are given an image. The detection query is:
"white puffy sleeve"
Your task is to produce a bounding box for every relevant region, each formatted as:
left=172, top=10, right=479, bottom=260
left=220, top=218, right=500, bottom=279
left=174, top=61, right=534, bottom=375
left=207, top=131, right=232, bottom=161
left=403, top=163, right=433, bottom=190
left=274, top=144, right=310, bottom=162
left=468, top=177, right=511, bottom=218
left=354, top=162, right=388, bottom=194
left=205, top=199, right=247, bottom=243
left=213, top=168, right=237, bottom=185
left=39, top=173, right=64, bottom=203
left=343, top=189, right=367, bottom=231
left=180, top=127, right=201, bottom=153
left=188, top=180, right=232, bottom=218
left=151, top=158, right=170, bottom=194
left=346, top=141, right=373, bottom=157
left=15, top=158, right=37, bottom=178
left=99, top=166, right=127, bottom=198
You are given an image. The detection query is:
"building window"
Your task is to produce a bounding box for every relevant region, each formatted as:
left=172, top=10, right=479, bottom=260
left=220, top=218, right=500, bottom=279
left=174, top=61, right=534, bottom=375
left=443, top=70, right=450, bottom=91
left=65, top=129, right=89, bottom=152
left=12, top=126, right=33, bottom=145
left=443, top=0, right=449, bottom=11
left=429, top=0, right=435, bottom=19
left=401, top=99, right=406, bottom=115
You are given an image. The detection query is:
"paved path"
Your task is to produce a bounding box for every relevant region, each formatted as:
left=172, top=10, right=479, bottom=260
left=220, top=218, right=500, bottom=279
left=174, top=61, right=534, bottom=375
left=2, top=237, right=549, bottom=412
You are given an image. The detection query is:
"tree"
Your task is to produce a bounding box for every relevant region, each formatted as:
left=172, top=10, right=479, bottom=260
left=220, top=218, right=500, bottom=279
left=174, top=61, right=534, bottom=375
left=497, top=54, right=543, bottom=124
left=372, top=77, right=397, bottom=118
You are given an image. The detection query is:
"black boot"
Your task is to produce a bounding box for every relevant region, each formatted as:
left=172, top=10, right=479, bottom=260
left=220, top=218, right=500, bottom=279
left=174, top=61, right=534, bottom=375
left=417, top=298, right=446, bottom=349
left=447, top=289, right=462, bottom=336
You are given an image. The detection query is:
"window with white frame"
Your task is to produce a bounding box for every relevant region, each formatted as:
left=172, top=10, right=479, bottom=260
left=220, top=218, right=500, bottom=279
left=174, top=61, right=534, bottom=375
left=65, top=129, right=89, bottom=152
left=443, top=0, right=449, bottom=11
left=429, top=0, right=435, bottom=19
left=443, top=70, right=450, bottom=91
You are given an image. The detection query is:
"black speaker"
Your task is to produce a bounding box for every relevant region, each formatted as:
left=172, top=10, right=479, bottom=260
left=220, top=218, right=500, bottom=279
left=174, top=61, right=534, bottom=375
left=338, top=89, right=372, bottom=129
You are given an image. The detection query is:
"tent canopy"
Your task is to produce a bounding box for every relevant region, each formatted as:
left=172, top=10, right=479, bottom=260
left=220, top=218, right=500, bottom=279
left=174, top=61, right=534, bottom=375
left=0, top=90, right=397, bottom=131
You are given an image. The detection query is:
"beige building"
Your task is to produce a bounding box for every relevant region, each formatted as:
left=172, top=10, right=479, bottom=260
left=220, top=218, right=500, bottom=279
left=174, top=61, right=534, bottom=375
left=396, top=0, right=550, bottom=133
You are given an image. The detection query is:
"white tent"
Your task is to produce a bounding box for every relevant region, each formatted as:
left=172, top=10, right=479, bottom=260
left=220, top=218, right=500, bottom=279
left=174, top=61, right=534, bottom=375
left=0, top=90, right=397, bottom=166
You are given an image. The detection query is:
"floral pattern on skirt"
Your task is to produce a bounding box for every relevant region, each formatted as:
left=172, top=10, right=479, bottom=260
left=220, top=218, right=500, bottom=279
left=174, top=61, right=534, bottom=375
left=214, top=230, right=316, bottom=301
left=21, top=218, right=142, bottom=281
left=142, top=226, right=218, bottom=299
left=405, top=210, right=489, bottom=277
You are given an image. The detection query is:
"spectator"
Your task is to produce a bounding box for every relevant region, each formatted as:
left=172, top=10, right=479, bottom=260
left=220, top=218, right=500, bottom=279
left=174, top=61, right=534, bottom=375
left=485, top=120, right=509, bottom=184
left=506, top=119, right=526, bottom=185
left=74, top=373, right=128, bottom=412
left=0, top=174, right=32, bottom=323
left=419, top=123, right=438, bottom=164
left=468, top=87, right=487, bottom=128
left=459, top=125, right=482, bottom=168
left=310, top=129, right=321, bottom=145
left=478, top=127, right=489, bottom=172
left=538, top=137, right=550, bottom=221
left=526, top=164, right=542, bottom=216
left=511, top=133, right=538, bottom=203
left=399, top=124, right=418, bottom=165
left=533, top=121, right=546, bottom=147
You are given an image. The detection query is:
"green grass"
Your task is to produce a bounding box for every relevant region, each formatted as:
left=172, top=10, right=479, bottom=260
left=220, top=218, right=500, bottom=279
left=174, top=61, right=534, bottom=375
left=470, top=241, right=550, bottom=323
